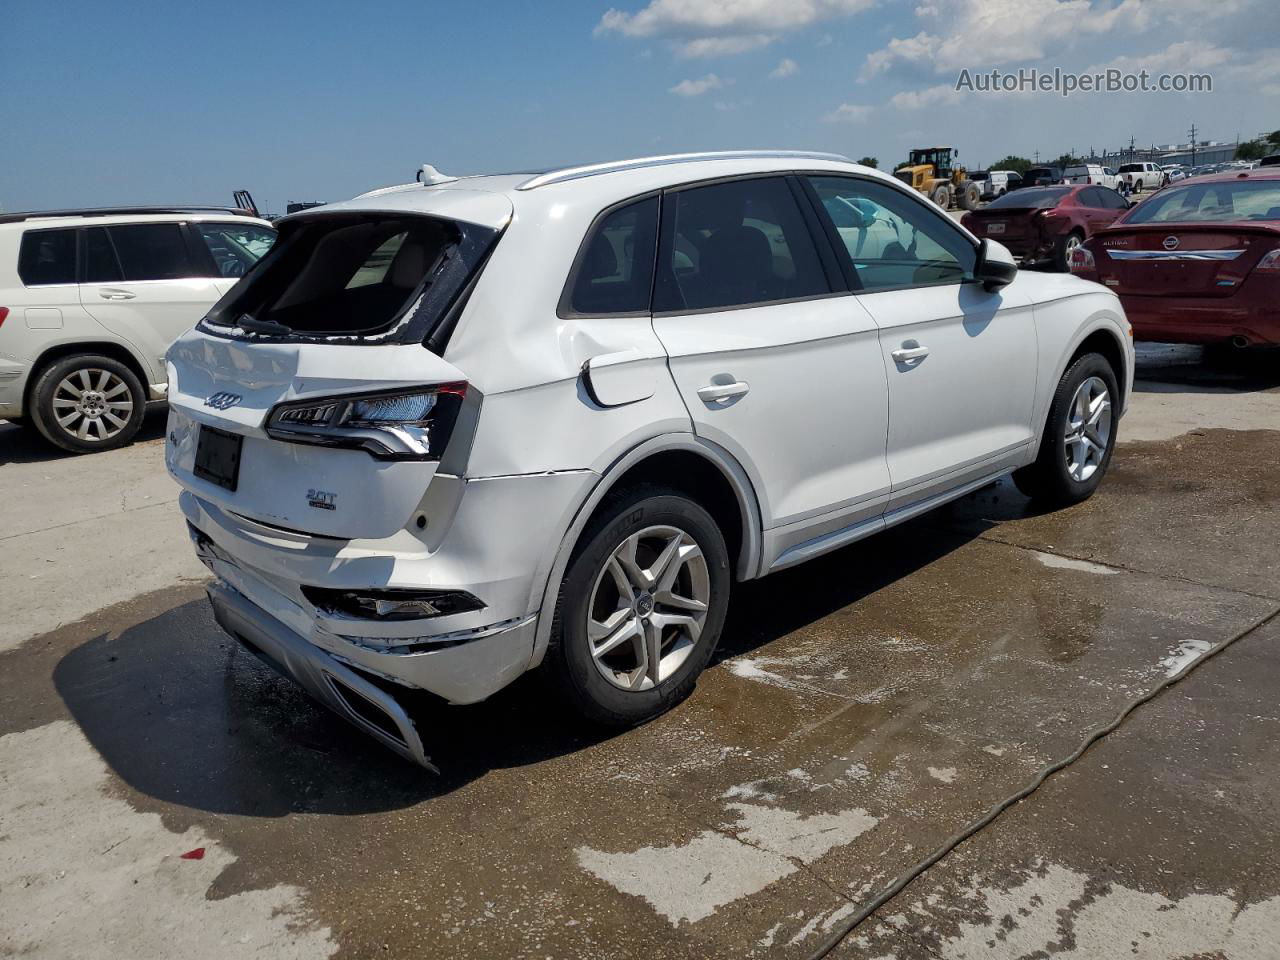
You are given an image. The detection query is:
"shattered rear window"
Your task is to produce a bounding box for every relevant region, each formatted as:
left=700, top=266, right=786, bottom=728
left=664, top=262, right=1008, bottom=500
left=199, top=213, right=498, bottom=347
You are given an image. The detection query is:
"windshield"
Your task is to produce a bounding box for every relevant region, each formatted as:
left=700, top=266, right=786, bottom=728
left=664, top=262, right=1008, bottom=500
left=1124, top=179, right=1280, bottom=224
left=986, top=186, right=1070, bottom=209
left=199, top=213, right=499, bottom=347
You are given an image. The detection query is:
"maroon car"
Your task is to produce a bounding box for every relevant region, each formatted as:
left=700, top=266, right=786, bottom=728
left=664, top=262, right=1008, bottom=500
left=1071, top=168, right=1280, bottom=346
left=962, top=185, right=1130, bottom=271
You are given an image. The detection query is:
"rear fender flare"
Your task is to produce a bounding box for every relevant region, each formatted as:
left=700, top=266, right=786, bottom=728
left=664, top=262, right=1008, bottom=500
left=526, top=434, right=763, bottom=669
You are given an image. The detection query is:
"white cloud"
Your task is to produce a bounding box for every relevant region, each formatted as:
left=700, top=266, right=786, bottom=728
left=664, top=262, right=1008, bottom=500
left=861, top=30, right=939, bottom=79
left=676, top=33, right=772, bottom=57
left=598, top=0, right=875, bottom=56
left=889, top=84, right=963, bottom=110
left=862, top=0, right=1264, bottom=76
left=823, top=102, right=874, bottom=123
left=770, top=57, right=799, bottom=78
left=669, top=73, right=727, bottom=96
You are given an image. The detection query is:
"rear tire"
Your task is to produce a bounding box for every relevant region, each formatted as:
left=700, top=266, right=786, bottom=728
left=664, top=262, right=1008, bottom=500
left=546, top=486, right=731, bottom=726
left=1013, top=353, right=1119, bottom=506
left=29, top=354, right=146, bottom=454
left=960, top=182, right=981, bottom=211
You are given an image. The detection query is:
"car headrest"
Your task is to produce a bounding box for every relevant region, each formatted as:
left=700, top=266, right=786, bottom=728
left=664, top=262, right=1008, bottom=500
left=696, top=225, right=774, bottom=306
left=390, top=241, right=429, bottom=288
left=584, top=232, right=619, bottom=280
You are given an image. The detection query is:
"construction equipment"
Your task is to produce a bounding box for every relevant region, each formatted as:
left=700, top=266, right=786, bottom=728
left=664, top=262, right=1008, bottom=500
left=894, top=147, right=982, bottom=211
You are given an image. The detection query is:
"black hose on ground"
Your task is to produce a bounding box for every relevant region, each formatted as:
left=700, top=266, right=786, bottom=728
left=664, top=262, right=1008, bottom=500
left=805, top=606, right=1280, bottom=960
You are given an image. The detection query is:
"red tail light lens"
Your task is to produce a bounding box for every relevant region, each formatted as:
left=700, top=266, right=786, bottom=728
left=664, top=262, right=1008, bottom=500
left=0, top=307, right=9, bottom=328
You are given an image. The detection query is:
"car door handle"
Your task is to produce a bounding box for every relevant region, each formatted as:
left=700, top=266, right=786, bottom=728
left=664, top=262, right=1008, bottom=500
left=697, top=380, right=750, bottom=404
left=891, top=342, right=930, bottom=364
left=98, top=288, right=136, bottom=300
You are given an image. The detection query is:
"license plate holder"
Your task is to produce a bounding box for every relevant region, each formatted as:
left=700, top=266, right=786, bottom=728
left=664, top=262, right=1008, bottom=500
left=194, top=426, right=243, bottom=492
left=987, top=222, right=1006, bottom=234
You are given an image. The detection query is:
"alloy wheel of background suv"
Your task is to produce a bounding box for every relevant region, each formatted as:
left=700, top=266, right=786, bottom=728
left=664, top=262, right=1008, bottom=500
left=29, top=354, right=146, bottom=453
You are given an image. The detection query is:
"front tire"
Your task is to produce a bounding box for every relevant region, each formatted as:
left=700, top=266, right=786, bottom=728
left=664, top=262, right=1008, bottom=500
left=546, top=487, right=731, bottom=726
left=29, top=354, right=146, bottom=454
left=1013, top=353, right=1119, bottom=506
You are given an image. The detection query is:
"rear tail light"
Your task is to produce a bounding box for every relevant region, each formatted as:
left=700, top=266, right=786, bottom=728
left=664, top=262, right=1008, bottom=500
left=1256, top=248, right=1280, bottom=273
left=1069, top=246, right=1096, bottom=274
left=266, top=382, right=468, bottom=460
left=0, top=307, right=8, bottom=328
left=302, top=585, right=484, bottom=621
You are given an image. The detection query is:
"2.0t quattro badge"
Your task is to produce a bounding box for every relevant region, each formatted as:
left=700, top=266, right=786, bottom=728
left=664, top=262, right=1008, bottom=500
left=204, top=392, right=243, bottom=410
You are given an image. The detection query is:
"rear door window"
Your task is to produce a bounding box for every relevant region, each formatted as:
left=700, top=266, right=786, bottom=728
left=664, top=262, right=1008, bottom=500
left=84, top=227, right=124, bottom=283
left=194, top=222, right=276, bottom=278
left=564, top=196, right=658, bottom=315
left=18, top=229, right=77, bottom=286
left=106, top=223, right=197, bottom=281
left=806, top=175, right=977, bottom=291
left=654, top=177, right=830, bottom=313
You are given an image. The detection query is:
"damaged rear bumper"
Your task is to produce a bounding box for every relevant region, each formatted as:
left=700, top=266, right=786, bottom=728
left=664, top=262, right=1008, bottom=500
left=208, top=579, right=438, bottom=769
left=204, top=572, right=537, bottom=770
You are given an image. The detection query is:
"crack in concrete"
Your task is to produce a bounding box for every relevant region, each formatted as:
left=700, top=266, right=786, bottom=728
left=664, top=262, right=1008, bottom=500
left=0, top=496, right=180, bottom=544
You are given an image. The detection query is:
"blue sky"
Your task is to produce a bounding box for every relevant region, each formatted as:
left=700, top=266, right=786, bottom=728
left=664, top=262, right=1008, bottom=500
left=2, top=0, right=1277, bottom=215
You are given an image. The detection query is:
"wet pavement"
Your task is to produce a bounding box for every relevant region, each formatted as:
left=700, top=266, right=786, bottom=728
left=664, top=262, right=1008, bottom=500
left=1, top=344, right=1278, bottom=959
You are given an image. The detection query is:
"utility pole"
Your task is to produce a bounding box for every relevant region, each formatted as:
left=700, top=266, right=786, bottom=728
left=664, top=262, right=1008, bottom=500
left=1188, top=122, right=1198, bottom=165
left=1128, top=135, right=1135, bottom=162
left=1034, top=149, right=1041, bottom=163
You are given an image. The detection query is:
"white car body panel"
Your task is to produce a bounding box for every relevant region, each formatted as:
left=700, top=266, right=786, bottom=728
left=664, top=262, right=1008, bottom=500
left=857, top=280, right=1038, bottom=506
left=159, top=153, right=1134, bottom=763
left=654, top=295, right=890, bottom=528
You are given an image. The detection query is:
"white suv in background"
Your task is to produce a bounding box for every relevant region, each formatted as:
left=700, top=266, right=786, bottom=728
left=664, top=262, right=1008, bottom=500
left=0, top=208, right=275, bottom=452
left=164, top=152, right=1133, bottom=768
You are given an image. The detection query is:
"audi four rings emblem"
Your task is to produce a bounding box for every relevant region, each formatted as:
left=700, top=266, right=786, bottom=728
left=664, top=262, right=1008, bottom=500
left=1163, top=236, right=1180, bottom=250
left=204, top=392, right=243, bottom=410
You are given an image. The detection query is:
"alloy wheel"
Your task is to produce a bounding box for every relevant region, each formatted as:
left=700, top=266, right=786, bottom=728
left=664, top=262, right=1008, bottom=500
left=52, top=368, right=134, bottom=443
left=586, top=524, right=710, bottom=692
left=1064, top=375, right=1112, bottom=482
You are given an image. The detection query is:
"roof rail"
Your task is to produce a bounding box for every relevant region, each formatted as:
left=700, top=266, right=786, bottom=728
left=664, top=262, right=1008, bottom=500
left=515, top=150, right=854, bottom=191
left=0, top=205, right=259, bottom=225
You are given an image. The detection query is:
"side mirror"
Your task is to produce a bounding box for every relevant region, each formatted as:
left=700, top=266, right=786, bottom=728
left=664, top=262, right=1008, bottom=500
left=975, top=238, right=1018, bottom=291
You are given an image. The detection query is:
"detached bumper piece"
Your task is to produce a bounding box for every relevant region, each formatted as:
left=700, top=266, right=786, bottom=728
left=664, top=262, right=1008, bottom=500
left=206, top=579, right=438, bottom=771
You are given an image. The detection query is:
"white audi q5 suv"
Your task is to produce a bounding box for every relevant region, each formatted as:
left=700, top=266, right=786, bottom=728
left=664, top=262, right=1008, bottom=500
left=165, top=151, right=1133, bottom=767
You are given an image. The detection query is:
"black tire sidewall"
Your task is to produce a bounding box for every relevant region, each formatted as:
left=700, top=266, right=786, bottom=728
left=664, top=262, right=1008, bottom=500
left=551, top=489, right=731, bottom=725
left=1039, top=353, right=1120, bottom=501
left=31, top=355, right=146, bottom=454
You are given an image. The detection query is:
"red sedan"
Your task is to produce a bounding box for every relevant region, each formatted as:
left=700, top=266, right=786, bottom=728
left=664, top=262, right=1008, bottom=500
left=962, top=184, right=1130, bottom=271
left=1071, top=168, right=1280, bottom=346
